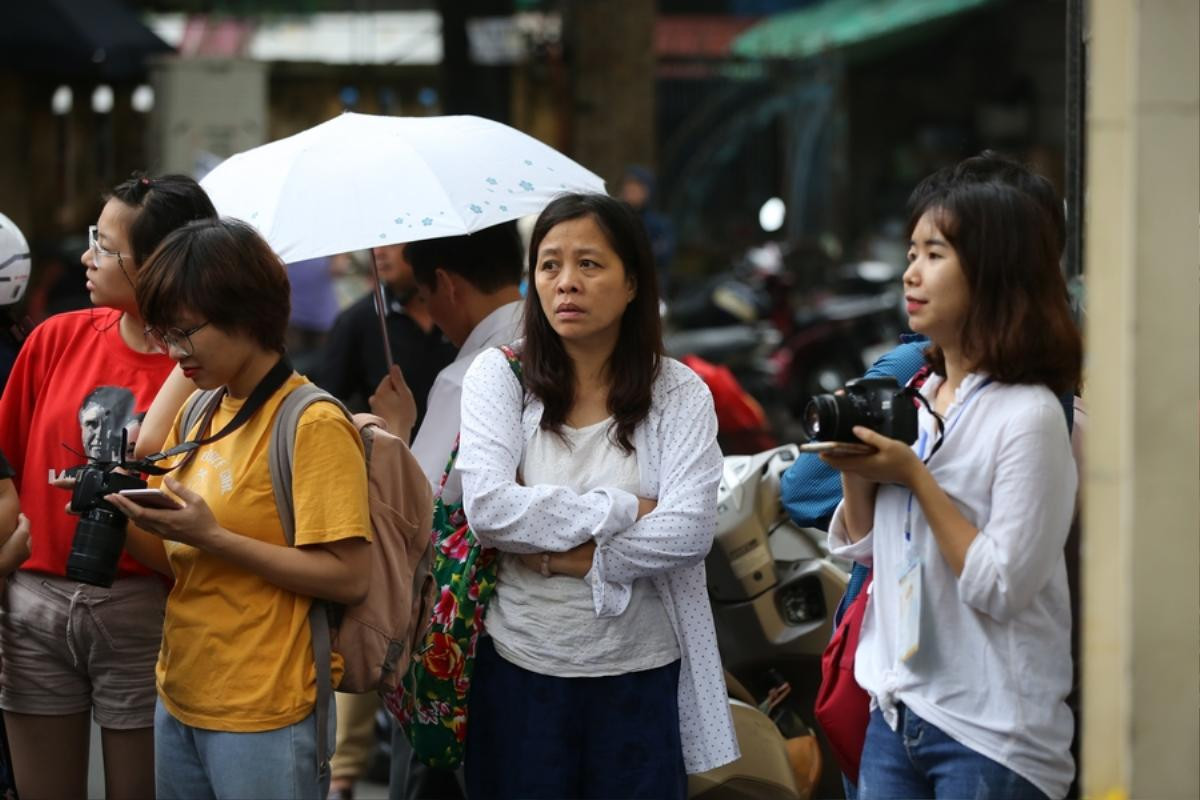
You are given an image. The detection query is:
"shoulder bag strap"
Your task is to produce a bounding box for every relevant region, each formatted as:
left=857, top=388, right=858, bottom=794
left=436, top=347, right=524, bottom=498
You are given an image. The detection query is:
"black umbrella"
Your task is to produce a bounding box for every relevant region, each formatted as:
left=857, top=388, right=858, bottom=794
left=1, top=0, right=174, bottom=80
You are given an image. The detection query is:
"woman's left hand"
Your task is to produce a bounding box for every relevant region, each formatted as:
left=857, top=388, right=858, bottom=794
left=105, top=477, right=221, bottom=549
left=821, top=426, right=924, bottom=487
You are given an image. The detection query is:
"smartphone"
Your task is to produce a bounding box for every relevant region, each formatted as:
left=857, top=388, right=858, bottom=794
left=117, top=488, right=182, bottom=510
left=798, top=441, right=876, bottom=456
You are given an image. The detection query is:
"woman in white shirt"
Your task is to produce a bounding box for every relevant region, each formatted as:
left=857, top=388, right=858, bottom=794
left=456, top=193, right=738, bottom=798
left=822, top=156, right=1082, bottom=799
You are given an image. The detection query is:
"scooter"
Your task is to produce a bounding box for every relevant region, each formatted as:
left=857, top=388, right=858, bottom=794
left=690, top=445, right=850, bottom=799
left=663, top=271, right=784, bottom=452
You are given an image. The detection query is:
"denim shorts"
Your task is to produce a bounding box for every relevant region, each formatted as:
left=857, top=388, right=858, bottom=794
left=0, top=571, right=166, bottom=728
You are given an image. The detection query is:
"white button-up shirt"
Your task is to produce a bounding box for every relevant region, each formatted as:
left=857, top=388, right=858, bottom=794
left=830, top=372, right=1076, bottom=798
left=457, top=349, right=740, bottom=774
left=410, top=301, right=524, bottom=497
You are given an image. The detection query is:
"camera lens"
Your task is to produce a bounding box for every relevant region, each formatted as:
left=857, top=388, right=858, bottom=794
left=803, top=402, right=822, bottom=438
left=65, top=509, right=127, bottom=588
left=801, top=394, right=841, bottom=441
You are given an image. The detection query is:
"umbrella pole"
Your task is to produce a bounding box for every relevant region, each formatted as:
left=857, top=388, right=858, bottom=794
left=369, top=249, right=396, bottom=373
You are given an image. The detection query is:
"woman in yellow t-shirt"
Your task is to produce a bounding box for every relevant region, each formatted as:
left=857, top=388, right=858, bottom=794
left=106, top=218, right=371, bottom=800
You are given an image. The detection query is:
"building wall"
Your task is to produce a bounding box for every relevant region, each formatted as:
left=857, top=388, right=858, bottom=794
left=149, top=59, right=269, bottom=177
left=1082, top=0, right=1200, bottom=796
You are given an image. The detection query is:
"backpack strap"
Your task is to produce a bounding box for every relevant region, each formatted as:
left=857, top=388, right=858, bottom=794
left=173, top=389, right=223, bottom=472
left=266, top=381, right=353, bottom=783
left=180, top=390, right=212, bottom=441
left=268, top=382, right=350, bottom=545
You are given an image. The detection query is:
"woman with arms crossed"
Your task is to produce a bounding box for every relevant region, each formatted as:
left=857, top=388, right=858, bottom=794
left=456, top=193, right=738, bottom=799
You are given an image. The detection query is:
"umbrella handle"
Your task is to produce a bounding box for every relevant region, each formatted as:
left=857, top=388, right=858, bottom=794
left=369, top=250, right=396, bottom=373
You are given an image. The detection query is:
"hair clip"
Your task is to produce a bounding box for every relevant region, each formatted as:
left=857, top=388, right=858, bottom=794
left=140, top=177, right=151, bottom=187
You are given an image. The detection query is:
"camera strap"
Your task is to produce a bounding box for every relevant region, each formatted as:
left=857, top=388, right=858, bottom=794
left=903, top=376, right=994, bottom=559
left=135, top=356, right=295, bottom=476
left=911, top=392, right=946, bottom=464
left=914, top=377, right=994, bottom=465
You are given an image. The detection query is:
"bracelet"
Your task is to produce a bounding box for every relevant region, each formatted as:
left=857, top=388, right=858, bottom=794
left=540, top=552, right=551, bottom=578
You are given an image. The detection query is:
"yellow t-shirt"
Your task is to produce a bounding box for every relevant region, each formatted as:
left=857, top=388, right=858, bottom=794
left=153, top=374, right=370, bottom=732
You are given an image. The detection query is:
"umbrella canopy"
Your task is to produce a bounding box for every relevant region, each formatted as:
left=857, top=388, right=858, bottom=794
left=200, top=112, right=606, bottom=263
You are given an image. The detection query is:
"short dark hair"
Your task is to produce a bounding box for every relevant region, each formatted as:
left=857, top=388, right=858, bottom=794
left=136, top=218, right=291, bottom=353
left=523, top=193, right=663, bottom=453
left=907, top=168, right=1082, bottom=395
left=106, top=173, right=218, bottom=267
left=405, top=222, right=523, bottom=294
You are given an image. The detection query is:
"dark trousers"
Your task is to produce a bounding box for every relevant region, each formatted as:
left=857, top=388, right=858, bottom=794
left=465, top=637, right=687, bottom=800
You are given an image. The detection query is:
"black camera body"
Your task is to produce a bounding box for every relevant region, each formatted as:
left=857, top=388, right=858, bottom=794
left=801, top=376, right=919, bottom=445
left=66, top=463, right=146, bottom=587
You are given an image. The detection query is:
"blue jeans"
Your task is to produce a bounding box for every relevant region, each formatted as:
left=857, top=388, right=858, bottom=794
left=154, top=698, right=335, bottom=800
left=857, top=706, right=1049, bottom=800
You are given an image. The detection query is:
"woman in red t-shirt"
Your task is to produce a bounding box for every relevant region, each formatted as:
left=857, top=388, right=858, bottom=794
left=0, top=174, right=215, bottom=800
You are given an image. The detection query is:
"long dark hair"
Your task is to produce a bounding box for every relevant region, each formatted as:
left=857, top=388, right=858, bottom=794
left=522, top=193, right=663, bottom=453
left=907, top=172, right=1082, bottom=395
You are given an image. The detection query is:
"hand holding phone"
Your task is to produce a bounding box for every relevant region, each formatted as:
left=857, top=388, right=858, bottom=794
left=798, top=441, right=876, bottom=457
left=117, top=488, right=182, bottom=510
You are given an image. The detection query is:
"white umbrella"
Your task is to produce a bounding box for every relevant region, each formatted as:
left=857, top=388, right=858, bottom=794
left=199, top=112, right=606, bottom=263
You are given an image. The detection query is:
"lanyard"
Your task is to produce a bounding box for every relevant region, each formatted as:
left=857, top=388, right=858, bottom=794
left=134, top=356, right=295, bottom=476
left=903, top=377, right=994, bottom=552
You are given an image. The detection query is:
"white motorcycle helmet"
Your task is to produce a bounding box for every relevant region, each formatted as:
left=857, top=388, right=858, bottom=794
left=0, top=212, right=31, bottom=306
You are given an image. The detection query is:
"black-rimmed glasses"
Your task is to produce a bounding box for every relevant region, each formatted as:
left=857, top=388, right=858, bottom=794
left=144, top=322, right=209, bottom=357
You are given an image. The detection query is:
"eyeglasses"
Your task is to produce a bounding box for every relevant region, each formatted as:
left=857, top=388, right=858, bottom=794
left=88, top=225, right=127, bottom=267
left=144, top=322, right=209, bottom=357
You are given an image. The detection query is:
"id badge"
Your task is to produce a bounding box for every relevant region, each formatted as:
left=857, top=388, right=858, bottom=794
left=897, top=559, right=922, bottom=663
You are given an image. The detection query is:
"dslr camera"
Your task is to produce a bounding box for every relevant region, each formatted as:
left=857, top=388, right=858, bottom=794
left=801, top=376, right=919, bottom=445
left=66, top=460, right=146, bottom=588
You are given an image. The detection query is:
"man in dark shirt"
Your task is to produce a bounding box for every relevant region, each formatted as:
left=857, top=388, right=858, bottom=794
left=313, top=245, right=456, bottom=430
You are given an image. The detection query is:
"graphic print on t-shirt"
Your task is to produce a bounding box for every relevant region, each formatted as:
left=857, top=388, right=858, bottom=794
left=77, top=385, right=140, bottom=463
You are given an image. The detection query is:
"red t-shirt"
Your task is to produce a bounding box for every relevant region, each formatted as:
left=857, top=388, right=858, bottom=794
left=0, top=308, right=175, bottom=578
